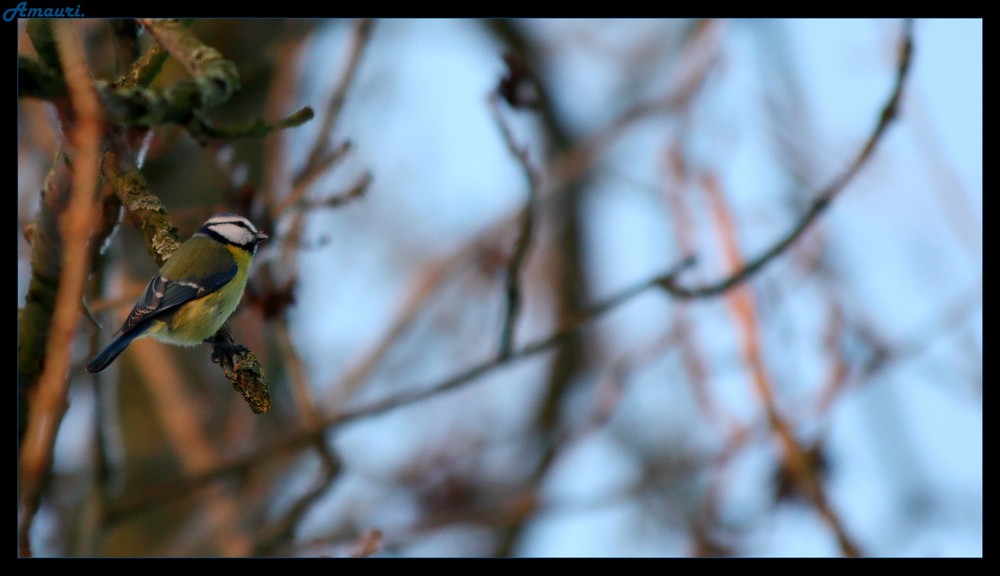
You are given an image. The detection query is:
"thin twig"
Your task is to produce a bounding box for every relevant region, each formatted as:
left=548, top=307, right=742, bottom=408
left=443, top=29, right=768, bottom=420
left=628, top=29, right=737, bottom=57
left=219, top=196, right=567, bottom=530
left=335, top=256, right=693, bottom=423
left=295, top=170, right=372, bottom=211
left=814, top=299, right=850, bottom=415
left=701, top=170, right=860, bottom=557
left=658, top=19, right=914, bottom=300
left=261, top=22, right=317, bottom=213
left=694, top=423, right=757, bottom=556
left=908, top=91, right=981, bottom=257
left=187, top=105, right=315, bottom=142
left=303, top=18, right=375, bottom=173
left=272, top=18, right=375, bottom=281
left=490, top=93, right=542, bottom=359
left=273, top=140, right=352, bottom=215
left=855, top=282, right=982, bottom=383
left=661, top=140, right=729, bottom=427
left=269, top=18, right=374, bottom=222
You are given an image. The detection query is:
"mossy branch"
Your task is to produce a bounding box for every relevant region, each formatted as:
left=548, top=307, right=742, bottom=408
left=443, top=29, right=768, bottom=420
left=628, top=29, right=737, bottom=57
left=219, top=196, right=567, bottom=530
left=18, top=150, right=73, bottom=445
left=94, top=18, right=235, bottom=127
left=18, top=55, right=65, bottom=100
left=20, top=18, right=291, bottom=428
left=115, top=43, right=168, bottom=89
left=109, top=19, right=140, bottom=76
left=102, top=149, right=180, bottom=264
left=187, top=106, right=315, bottom=142
left=211, top=326, right=272, bottom=414
left=25, top=19, right=61, bottom=75
left=101, top=147, right=272, bottom=414
left=138, top=19, right=239, bottom=109
left=21, top=18, right=311, bottom=143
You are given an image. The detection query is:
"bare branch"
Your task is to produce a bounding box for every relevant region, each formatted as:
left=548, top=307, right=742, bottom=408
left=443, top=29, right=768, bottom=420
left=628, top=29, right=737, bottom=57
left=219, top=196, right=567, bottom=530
left=701, top=170, right=860, bottom=557
left=658, top=19, right=914, bottom=300
left=269, top=18, right=375, bottom=284
left=17, top=54, right=64, bottom=99
left=490, top=93, right=542, bottom=359
left=303, top=18, right=375, bottom=173
left=296, top=171, right=372, bottom=212
left=326, top=253, right=460, bottom=408
left=273, top=143, right=365, bottom=217
left=336, top=256, right=693, bottom=423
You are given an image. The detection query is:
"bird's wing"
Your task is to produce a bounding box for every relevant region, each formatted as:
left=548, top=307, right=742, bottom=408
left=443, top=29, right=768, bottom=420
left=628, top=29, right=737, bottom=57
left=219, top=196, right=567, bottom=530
left=117, top=263, right=238, bottom=335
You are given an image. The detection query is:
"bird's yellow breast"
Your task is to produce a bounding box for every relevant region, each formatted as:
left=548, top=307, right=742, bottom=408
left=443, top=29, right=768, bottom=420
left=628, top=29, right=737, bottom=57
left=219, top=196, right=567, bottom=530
left=146, top=244, right=252, bottom=345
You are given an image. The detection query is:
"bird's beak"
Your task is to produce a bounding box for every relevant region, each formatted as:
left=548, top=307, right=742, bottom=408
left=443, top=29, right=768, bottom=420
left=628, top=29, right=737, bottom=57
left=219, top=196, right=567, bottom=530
left=256, top=231, right=269, bottom=241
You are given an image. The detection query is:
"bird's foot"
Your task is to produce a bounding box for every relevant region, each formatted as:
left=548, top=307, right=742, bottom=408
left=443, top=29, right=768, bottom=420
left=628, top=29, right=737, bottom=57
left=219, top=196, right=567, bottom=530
left=206, top=339, right=251, bottom=363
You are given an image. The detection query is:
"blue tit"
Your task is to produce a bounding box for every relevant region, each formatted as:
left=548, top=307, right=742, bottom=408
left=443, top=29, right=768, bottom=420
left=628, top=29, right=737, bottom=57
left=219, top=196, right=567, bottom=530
left=86, top=213, right=268, bottom=374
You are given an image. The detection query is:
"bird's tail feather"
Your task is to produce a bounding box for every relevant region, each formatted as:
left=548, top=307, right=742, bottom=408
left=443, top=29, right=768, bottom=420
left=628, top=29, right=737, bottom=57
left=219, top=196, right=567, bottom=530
left=86, top=329, right=143, bottom=373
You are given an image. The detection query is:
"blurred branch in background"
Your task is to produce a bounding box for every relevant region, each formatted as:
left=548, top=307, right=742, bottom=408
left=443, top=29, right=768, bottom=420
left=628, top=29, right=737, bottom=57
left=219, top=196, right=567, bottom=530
left=107, top=17, right=915, bottom=554
left=490, top=91, right=541, bottom=360
left=701, top=171, right=860, bottom=556
left=659, top=20, right=913, bottom=300
left=256, top=18, right=374, bottom=324
left=18, top=20, right=104, bottom=557
left=17, top=17, right=980, bottom=558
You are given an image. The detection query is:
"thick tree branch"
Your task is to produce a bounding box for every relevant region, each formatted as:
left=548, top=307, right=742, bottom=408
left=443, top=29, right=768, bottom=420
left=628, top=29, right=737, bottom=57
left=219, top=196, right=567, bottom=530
left=25, top=18, right=62, bottom=75
left=137, top=19, right=239, bottom=110
left=18, top=20, right=105, bottom=557
left=17, top=54, right=64, bottom=99
left=109, top=19, right=140, bottom=78
left=113, top=41, right=168, bottom=89
left=23, top=19, right=306, bottom=143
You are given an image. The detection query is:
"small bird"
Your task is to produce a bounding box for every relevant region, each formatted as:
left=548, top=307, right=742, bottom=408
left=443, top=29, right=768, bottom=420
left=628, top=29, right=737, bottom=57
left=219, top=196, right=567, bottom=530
left=86, top=213, right=268, bottom=374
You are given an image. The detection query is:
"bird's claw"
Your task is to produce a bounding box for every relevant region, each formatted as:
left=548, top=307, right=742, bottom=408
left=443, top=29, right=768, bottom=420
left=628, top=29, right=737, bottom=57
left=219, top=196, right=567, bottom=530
left=206, top=339, right=251, bottom=364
